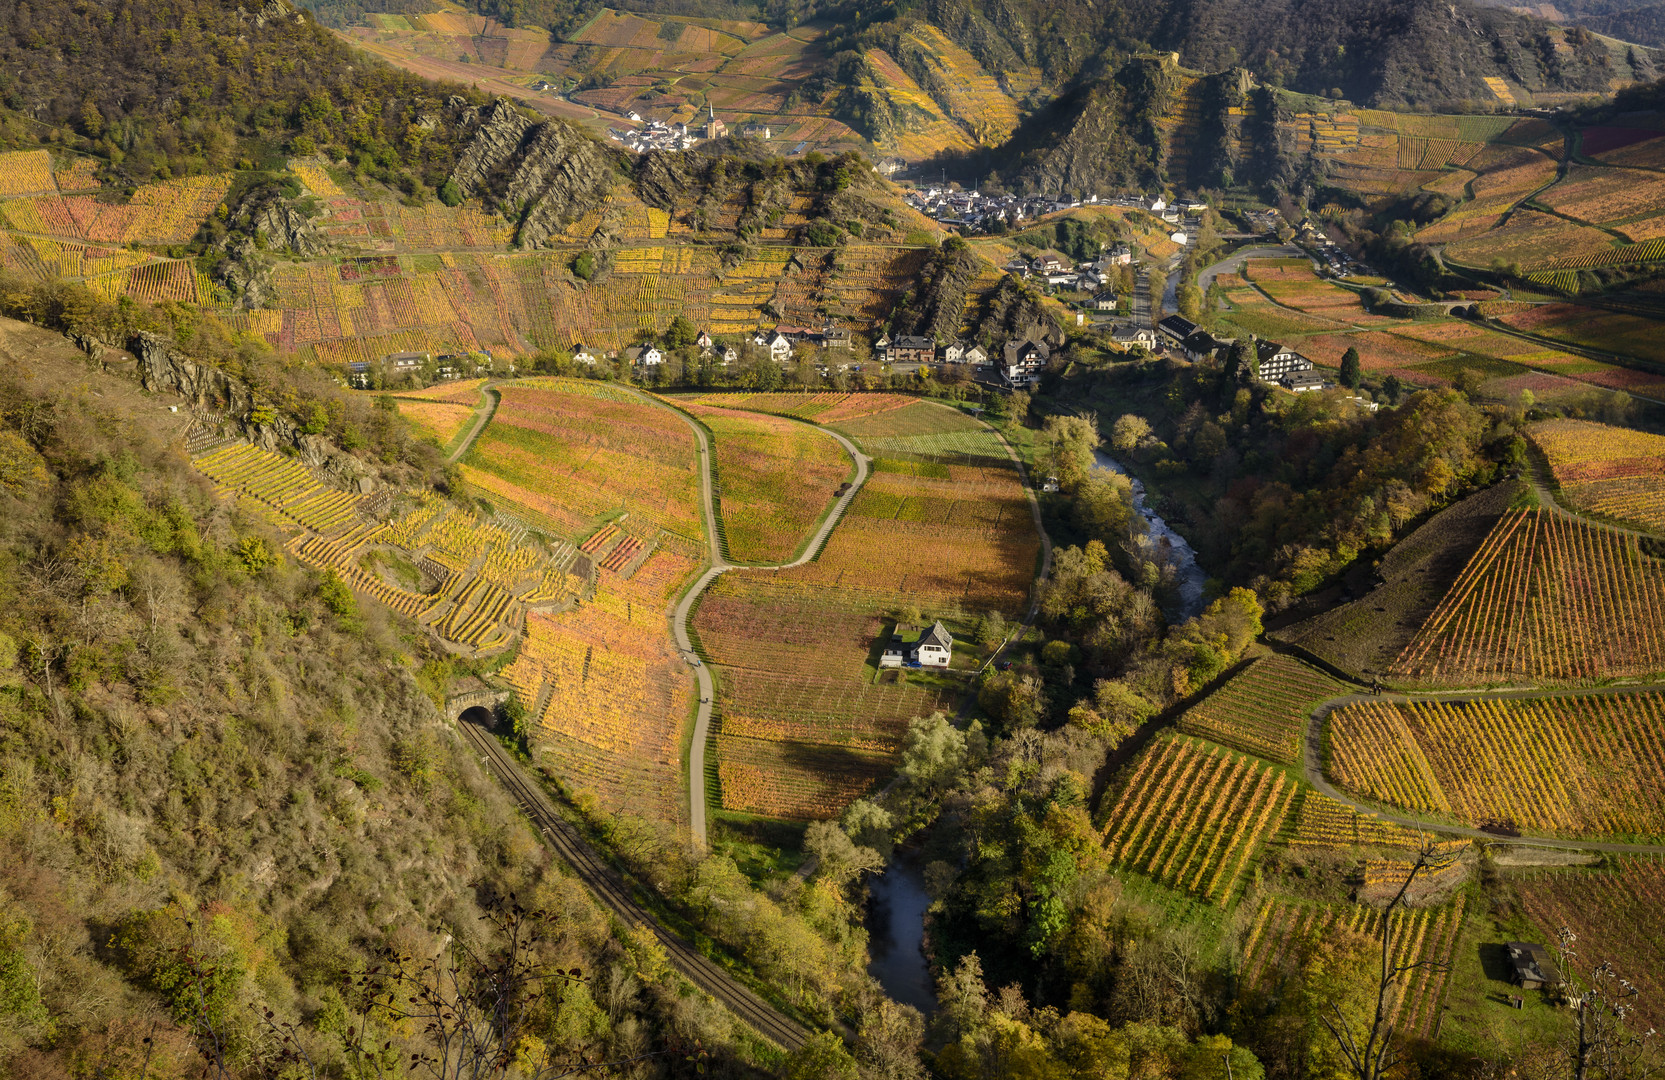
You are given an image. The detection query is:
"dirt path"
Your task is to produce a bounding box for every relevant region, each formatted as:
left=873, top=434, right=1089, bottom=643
left=1302, top=687, right=1665, bottom=855
left=454, top=717, right=811, bottom=1049
left=444, top=381, right=501, bottom=463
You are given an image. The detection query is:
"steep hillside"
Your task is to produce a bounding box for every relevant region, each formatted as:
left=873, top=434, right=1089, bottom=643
left=0, top=315, right=773, bottom=1078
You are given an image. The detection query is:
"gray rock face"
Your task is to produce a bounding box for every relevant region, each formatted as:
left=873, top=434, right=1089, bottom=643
left=129, top=332, right=376, bottom=489
left=447, top=98, right=618, bottom=248
left=252, top=199, right=329, bottom=257
left=214, top=236, right=277, bottom=310
left=448, top=100, right=534, bottom=198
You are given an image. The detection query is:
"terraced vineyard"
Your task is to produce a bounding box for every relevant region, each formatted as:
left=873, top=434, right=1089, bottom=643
left=190, top=440, right=585, bottom=654
left=1329, top=693, right=1665, bottom=840
left=1390, top=508, right=1665, bottom=683
left=193, top=443, right=369, bottom=535
left=682, top=401, right=850, bottom=563
left=1099, top=735, right=1296, bottom=903
left=1529, top=418, right=1665, bottom=533
left=1177, top=654, right=1343, bottom=763
left=500, top=549, right=698, bottom=823
left=1239, top=895, right=1468, bottom=1038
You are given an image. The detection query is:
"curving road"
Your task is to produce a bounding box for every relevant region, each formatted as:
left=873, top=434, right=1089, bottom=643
left=630, top=391, right=874, bottom=850
left=454, top=717, right=810, bottom=1049
left=657, top=393, right=1052, bottom=850
left=1302, top=688, right=1665, bottom=855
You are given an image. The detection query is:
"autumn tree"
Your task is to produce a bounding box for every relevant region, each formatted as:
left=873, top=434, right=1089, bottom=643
left=1319, top=837, right=1457, bottom=1080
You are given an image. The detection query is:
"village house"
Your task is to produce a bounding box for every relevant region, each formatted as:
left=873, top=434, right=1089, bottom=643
left=880, top=620, right=954, bottom=668
left=1111, top=325, right=1158, bottom=350
left=963, top=343, right=990, bottom=367
left=1256, top=339, right=1313, bottom=379
left=1281, top=369, right=1327, bottom=393
left=887, top=335, right=936, bottom=365
left=819, top=324, right=853, bottom=349
left=1178, top=327, right=1232, bottom=362
left=875, top=156, right=907, bottom=176
left=1103, top=243, right=1133, bottom=266
left=941, top=341, right=967, bottom=364
left=383, top=351, right=430, bottom=376
left=765, top=332, right=794, bottom=362
left=741, top=123, right=771, bottom=139
left=624, top=344, right=664, bottom=366
left=696, top=330, right=714, bottom=353
left=1002, top=338, right=1050, bottom=384
left=1032, top=251, right=1070, bottom=275
left=719, top=345, right=740, bottom=365
left=573, top=345, right=598, bottom=365
left=1091, top=289, right=1119, bottom=312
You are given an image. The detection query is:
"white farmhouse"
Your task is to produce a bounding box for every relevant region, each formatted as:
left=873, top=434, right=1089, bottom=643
left=879, top=620, right=954, bottom=668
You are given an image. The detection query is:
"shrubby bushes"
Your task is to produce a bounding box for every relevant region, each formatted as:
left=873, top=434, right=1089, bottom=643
left=0, top=338, right=770, bottom=1076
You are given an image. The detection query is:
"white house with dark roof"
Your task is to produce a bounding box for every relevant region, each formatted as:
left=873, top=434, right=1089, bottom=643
left=880, top=620, right=954, bottom=667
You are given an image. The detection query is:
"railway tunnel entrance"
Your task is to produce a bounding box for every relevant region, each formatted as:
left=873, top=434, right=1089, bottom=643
left=457, top=704, right=496, bottom=729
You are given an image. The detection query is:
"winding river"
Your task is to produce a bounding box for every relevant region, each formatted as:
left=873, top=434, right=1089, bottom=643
left=865, top=443, right=1207, bottom=1013
left=1093, top=448, right=1209, bottom=621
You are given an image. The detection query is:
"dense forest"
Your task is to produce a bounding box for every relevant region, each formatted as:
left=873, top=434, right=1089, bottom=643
left=0, top=0, right=489, bottom=192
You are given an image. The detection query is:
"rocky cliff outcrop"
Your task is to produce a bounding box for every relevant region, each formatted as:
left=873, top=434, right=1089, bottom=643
left=213, top=181, right=329, bottom=307
left=448, top=99, right=619, bottom=249
left=978, top=275, right=1064, bottom=347
left=127, top=332, right=379, bottom=490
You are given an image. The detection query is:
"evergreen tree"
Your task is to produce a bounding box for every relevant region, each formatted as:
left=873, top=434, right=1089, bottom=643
left=1339, top=346, right=1362, bottom=389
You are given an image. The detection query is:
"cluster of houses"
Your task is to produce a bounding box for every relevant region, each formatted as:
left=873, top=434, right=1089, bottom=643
left=902, top=188, right=1207, bottom=236
left=561, top=322, right=1054, bottom=389
left=872, top=334, right=1057, bottom=387
left=604, top=105, right=732, bottom=153
left=1155, top=316, right=1327, bottom=392
left=1006, top=246, right=1133, bottom=299
left=348, top=349, right=498, bottom=388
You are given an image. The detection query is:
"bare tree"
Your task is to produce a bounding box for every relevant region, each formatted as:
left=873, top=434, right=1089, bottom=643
left=1554, top=928, right=1659, bottom=1080
left=1322, top=837, right=1457, bottom=1080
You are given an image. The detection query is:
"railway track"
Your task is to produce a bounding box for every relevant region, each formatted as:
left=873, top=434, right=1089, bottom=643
left=454, top=718, right=811, bottom=1051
